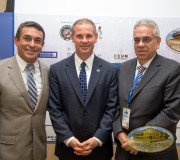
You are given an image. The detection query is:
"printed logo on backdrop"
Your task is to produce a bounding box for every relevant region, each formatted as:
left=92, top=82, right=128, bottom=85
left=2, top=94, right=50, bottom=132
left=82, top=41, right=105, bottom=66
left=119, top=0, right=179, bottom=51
left=39, top=51, right=57, bottom=58
left=47, top=135, right=56, bottom=141
left=60, top=25, right=72, bottom=41
left=66, top=47, right=73, bottom=57
left=166, top=28, right=180, bottom=52
left=114, top=49, right=128, bottom=60
left=98, top=26, right=102, bottom=39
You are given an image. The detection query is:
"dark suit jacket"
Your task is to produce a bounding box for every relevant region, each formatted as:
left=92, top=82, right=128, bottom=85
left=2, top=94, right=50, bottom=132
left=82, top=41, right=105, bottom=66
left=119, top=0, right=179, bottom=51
left=113, top=54, right=180, bottom=160
left=48, top=54, right=118, bottom=160
left=0, top=56, right=49, bottom=160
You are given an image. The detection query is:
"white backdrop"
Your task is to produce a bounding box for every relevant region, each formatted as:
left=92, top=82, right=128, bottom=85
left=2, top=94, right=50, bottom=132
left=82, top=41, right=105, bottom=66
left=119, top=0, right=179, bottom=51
left=14, top=0, right=180, bottom=17
left=14, top=0, right=180, bottom=145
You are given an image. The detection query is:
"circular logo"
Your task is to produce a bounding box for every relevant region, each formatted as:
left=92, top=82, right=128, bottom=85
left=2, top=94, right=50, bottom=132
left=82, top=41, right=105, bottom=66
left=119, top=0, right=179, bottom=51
left=166, top=28, right=180, bottom=52
left=59, top=25, right=72, bottom=41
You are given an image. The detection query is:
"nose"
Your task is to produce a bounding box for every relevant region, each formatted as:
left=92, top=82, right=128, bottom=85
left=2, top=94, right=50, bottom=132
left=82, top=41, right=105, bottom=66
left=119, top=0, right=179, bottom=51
left=138, top=40, right=145, bottom=47
left=82, top=37, right=87, bottom=43
left=29, top=40, right=35, bottom=47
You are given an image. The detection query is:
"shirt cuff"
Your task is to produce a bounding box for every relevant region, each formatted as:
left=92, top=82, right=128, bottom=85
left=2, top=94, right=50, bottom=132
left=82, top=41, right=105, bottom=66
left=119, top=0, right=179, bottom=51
left=63, top=136, right=74, bottom=147
left=93, top=137, right=103, bottom=146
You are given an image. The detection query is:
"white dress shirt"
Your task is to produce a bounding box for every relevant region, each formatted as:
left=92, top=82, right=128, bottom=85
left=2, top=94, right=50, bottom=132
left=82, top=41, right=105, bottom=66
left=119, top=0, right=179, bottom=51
left=135, top=54, right=156, bottom=77
left=63, top=53, right=103, bottom=147
left=16, top=54, right=42, bottom=101
left=74, top=53, right=94, bottom=88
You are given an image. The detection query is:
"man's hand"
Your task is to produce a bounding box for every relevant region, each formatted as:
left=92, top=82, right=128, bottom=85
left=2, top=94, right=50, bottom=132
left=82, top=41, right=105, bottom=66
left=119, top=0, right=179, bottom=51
left=69, top=137, right=84, bottom=150
left=69, top=138, right=93, bottom=156
left=81, top=137, right=99, bottom=151
left=74, top=137, right=99, bottom=156
left=117, top=132, right=138, bottom=155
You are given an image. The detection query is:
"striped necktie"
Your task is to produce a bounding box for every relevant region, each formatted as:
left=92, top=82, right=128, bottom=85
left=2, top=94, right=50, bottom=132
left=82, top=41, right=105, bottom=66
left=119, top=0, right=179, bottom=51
left=27, top=64, right=37, bottom=110
left=131, top=65, right=146, bottom=94
left=79, top=62, right=87, bottom=102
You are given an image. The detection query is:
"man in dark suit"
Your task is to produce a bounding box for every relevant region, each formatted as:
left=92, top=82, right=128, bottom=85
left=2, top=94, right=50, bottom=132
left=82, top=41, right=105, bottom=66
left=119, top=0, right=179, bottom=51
left=0, top=21, right=49, bottom=160
left=48, top=18, right=118, bottom=160
left=113, top=19, right=180, bottom=160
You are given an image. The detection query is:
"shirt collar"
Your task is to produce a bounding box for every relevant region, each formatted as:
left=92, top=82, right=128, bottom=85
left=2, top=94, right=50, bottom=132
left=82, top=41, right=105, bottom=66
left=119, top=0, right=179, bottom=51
left=136, top=53, right=156, bottom=69
left=16, top=53, right=39, bottom=72
left=75, top=53, right=94, bottom=69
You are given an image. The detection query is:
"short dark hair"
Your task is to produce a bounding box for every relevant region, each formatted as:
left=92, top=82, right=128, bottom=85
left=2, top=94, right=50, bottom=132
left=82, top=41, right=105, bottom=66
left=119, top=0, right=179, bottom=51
left=72, top=18, right=97, bottom=36
left=15, top=21, right=45, bottom=42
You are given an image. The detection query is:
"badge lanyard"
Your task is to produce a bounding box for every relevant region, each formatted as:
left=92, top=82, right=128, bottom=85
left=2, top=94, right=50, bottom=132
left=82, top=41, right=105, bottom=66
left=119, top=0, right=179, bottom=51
left=122, top=73, right=138, bottom=130
left=127, top=72, right=142, bottom=106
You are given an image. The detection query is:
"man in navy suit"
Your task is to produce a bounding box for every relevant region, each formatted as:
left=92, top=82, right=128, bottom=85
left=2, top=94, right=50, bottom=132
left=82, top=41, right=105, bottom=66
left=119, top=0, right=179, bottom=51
left=113, top=19, right=180, bottom=160
left=48, top=18, right=118, bottom=160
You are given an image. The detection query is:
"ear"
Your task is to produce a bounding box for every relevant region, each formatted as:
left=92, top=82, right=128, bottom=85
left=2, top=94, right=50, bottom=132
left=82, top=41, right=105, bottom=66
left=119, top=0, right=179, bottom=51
left=71, top=34, right=75, bottom=43
left=14, top=36, right=18, bottom=46
left=95, top=33, right=98, bottom=43
left=156, top=37, right=161, bottom=49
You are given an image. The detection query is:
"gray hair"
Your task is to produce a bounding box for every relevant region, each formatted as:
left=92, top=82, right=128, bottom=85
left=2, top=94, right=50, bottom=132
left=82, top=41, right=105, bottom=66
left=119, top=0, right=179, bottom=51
left=72, top=18, right=97, bottom=36
left=15, top=21, right=45, bottom=42
left=133, top=19, right=160, bottom=37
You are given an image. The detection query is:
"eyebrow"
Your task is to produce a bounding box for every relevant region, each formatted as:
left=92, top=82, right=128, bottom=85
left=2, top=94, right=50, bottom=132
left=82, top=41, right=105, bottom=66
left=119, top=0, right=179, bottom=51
left=23, top=35, right=42, bottom=39
left=134, top=36, right=151, bottom=39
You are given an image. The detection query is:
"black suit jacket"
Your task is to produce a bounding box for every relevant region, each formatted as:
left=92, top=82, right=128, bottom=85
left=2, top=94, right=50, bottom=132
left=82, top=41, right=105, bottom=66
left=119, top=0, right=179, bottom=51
left=48, top=54, right=118, bottom=160
left=113, top=54, right=180, bottom=160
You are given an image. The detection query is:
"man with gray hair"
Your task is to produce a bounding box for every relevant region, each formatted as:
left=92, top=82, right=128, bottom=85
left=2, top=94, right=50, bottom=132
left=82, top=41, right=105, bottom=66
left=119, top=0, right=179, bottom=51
left=113, top=19, right=180, bottom=160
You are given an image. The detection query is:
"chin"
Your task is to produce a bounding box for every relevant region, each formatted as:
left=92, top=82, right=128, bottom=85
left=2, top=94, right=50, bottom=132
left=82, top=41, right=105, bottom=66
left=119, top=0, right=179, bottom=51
left=137, top=54, right=147, bottom=58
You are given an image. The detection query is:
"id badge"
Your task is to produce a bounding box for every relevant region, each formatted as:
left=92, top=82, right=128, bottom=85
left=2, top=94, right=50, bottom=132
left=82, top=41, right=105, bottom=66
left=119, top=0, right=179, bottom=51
left=122, top=107, right=131, bottom=130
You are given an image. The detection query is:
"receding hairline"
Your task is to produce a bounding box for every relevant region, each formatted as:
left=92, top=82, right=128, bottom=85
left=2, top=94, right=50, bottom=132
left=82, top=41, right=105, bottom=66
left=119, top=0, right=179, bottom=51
left=72, top=18, right=97, bottom=35
left=133, top=19, right=160, bottom=37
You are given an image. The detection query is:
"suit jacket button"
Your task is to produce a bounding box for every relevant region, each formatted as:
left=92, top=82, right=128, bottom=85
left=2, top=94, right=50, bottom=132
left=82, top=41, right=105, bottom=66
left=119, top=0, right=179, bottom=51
left=83, top=111, right=87, bottom=116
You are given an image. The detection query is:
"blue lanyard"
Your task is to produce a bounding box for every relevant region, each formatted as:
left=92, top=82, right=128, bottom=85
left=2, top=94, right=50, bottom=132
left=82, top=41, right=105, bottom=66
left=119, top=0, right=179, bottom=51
left=127, top=73, right=142, bottom=105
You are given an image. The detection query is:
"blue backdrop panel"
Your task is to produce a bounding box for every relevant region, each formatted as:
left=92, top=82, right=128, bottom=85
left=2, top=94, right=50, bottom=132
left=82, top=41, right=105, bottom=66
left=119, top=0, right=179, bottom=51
left=0, top=12, right=14, bottom=60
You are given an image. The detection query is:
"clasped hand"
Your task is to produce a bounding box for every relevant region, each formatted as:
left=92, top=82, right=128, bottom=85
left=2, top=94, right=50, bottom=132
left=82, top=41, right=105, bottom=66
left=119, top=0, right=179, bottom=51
left=69, top=137, right=99, bottom=156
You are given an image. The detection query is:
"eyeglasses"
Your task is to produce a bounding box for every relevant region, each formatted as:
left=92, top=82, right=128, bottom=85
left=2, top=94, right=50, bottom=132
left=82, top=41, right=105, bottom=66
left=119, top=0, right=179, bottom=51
left=133, top=36, right=158, bottom=44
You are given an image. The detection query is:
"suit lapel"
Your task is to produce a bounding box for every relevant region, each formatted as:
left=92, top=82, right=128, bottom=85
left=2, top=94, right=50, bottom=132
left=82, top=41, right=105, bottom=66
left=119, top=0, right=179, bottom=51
left=130, top=54, right=160, bottom=102
left=65, top=54, right=85, bottom=105
left=85, top=56, right=102, bottom=106
left=126, top=60, right=136, bottom=99
left=8, top=57, right=32, bottom=108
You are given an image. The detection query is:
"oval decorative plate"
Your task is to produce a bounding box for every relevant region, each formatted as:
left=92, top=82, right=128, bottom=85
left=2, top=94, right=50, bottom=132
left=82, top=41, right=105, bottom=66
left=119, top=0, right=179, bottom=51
left=127, top=126, right=174, bottom=153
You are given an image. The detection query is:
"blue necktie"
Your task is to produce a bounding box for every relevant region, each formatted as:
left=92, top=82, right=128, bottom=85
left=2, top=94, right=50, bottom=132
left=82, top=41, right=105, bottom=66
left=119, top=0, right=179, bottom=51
left=27, top=64, right=38, bottom=110
left=79, top=62, right=87, bottom=102
left=131, top=65, right=146, bottom=94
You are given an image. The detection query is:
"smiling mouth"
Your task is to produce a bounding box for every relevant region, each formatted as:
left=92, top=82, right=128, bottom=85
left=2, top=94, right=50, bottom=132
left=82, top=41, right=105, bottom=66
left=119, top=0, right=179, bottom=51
left=26, top=50, right=36, bottom=54
left=138, top=50, right=147, bottom=53
left=81, top=46, right=89, bottom=49
left=81, top=46, right=89, bottom=47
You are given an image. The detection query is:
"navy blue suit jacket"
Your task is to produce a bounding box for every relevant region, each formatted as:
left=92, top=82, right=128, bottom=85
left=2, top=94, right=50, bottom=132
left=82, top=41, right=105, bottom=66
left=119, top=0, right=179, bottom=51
left=48, top=54, right=118, bottom=160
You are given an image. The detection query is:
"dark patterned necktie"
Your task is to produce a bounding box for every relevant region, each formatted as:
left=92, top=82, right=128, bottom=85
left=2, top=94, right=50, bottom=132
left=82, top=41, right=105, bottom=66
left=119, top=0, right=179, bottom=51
left=79, top=62, right=87, bottom=102
left=27, top=64, right=37, bottom=110
left=131, top=65, right=146, bottom=94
